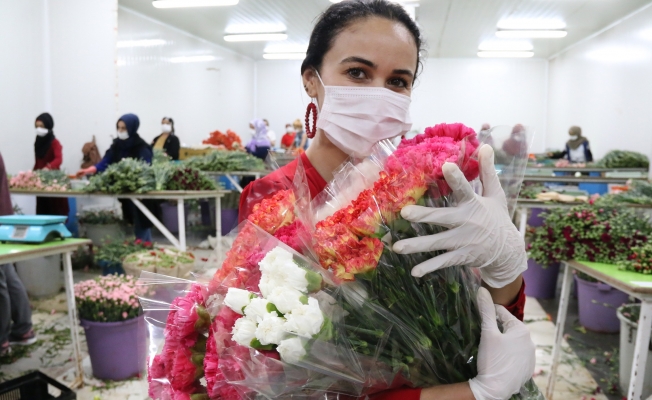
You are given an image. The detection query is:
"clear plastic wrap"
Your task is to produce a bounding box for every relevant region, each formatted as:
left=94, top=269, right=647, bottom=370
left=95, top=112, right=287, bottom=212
left=142, top=123, right=542, bottom=399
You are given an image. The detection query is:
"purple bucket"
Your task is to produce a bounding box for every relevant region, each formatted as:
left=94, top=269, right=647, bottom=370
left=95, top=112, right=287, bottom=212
left=161, top=202, right=189, bottom=234
left=527, top=208, right=547, bottom=227
left=80, top=315, right=147, bottom=380
left=575, top=275, right=629, bottom=333
left=523, top=259, right=560, bottom=298
left=221, top=209, right=239, bottom=235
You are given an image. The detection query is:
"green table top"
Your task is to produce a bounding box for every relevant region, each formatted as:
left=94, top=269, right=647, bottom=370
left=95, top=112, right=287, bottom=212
left=0, top=238, right=91, bottom=263
left=570, top=260, right=652, bottom=295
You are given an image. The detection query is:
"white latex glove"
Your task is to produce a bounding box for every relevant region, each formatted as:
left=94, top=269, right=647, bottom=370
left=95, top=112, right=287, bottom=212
left=469, top=287, right=536, bottom=400
left=392, top=144, right=527, bottom=288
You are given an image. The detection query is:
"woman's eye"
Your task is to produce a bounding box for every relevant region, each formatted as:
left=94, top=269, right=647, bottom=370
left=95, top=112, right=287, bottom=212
left=347, top=68, right=366, bottom=79
left=389, top=78, right=408, bottom=88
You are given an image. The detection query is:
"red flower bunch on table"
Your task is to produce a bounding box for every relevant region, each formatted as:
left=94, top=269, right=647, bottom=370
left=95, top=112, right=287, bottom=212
left=202, top=130, right=242, bottom=151
left=314, top=123, right=480, bottom=281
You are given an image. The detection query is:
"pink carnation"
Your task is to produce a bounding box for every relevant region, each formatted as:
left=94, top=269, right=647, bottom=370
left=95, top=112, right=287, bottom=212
left=204, top=328, right=220, bottom=399
left=169, top=348, right=202, bottom=392
left=273, top=221, right=308, bottom=253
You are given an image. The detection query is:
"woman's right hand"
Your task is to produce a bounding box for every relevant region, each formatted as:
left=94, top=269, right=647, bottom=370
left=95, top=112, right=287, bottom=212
left=468, top=288, right=536, bottom=400
left=75, top=166, right=97, bottom=177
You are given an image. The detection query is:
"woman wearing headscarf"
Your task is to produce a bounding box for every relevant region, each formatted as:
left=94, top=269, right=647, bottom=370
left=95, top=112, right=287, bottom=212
left=151, top=117, right=180, bottom=160
left=76, top=113, right=155, bottom=241
left=34, top=113, right=69, bottom=217
left=564, top=126, right=593, bottom=163
left=245, top=119, right=272, bottom=161
left=502, top=123, right=528, bottom=158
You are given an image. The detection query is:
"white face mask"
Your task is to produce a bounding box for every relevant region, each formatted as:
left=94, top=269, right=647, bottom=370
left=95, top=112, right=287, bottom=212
left=161, top=124, right=172, bottom=133
left=249, top=128, right=256, bottom=135
left=117, top=130, right=129, bottom=140
left=315, top=72, right=412, bottom=158
left=569, top=135, right=578, bottom=140
left=286, top=127, right=294, bottom=133
left=35, top=127, right=49, bottom=137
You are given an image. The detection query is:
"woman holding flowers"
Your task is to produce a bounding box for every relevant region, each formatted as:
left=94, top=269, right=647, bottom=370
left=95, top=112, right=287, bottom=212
left=239, top=1, right=535, bottom=399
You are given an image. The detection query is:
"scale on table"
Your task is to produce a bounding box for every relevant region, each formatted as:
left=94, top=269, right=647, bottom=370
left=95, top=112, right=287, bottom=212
left=0, top=215, right=72, bottom=243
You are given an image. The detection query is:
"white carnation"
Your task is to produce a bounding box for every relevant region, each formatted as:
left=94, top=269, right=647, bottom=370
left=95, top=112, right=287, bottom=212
left=259, top=246, right=293, bottom=274
left=277, top=337, right=307, bottom=364
left=284, top=297, right=324, bottom=338
left=231, top=317, right=257, bottom=348
left=224, top=288, right=254, bottom=315
left=267, top=286, right=306, bottom=314
left=244, top=297, right=273, bottom=323
left=255, top=313, right=287, bottom=345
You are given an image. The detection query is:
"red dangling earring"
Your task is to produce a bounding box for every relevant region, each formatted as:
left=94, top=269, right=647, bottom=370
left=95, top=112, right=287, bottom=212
left=305, top=100, right=318, bottom=139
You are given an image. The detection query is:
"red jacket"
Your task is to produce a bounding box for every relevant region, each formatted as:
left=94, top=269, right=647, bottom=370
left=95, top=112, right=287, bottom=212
left=34, top=138, right=69, bottom=217
left=34, top=138, right=63, bottom=170
left=239, top=153, right=527, bottom=400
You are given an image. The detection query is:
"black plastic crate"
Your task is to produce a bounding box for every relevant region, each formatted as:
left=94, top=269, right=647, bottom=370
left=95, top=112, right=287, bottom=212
left=0, top=372, right=75, bottom=400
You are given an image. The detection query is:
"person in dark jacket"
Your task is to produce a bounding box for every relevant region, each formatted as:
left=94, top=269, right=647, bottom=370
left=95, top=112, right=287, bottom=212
left=34, top=113, right=69, bottom=217
left=76, top=113, right=155, bottom=241
left=563, top=126, right=593, bottom=163
left=0, top=152, right=36, bottom=356
left=152, top=117, right=180, bottom=160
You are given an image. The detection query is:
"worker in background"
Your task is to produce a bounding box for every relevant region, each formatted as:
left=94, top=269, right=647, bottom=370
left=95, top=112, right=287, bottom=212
left=263, top=119, right=277, bottom=148
left=33, top=113, right=69, bottom=217
left=0, top=151, right=36, bottom=357
left=281, top=123, right=296, bottom=151
left=152, top=117, right=180, bottom=160
left=564, top=126, right=593, bottom=163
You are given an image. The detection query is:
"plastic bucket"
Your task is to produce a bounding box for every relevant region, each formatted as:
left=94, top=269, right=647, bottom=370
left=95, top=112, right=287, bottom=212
left=84, top=223, right=122, bottom=245
left=523, top=259, right=560, bottom=299
left=200, top=203, right=239, bottom=235
left=15, top=256, right=63, bottom=298
left=80, top=315, right=147, bottom=380
left=617, top=304, right=652, bottom=398
left=575, top=275, right=629, bottom=333
left=527, top=208, right=546, bottom=227
left=160, top=202, right=189, bottom=234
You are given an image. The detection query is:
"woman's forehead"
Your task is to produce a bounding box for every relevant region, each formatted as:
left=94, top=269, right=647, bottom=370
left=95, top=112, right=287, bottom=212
left=325, top=17, right=417, bottom=73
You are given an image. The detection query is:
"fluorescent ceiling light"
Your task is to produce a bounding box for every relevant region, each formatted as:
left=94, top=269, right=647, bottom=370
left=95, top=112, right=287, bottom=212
left=153, top=0, right=238, bottom=8
left=225, top=23, right=286, bottom=34
left=168, top=55, right=218, bottom=63
left=117, top=39, right=167, bottom=48
left=496, top=30, right=567, bottom=39
left=478, top=41, right=533, bottom=51
left=586, top=47, right=649, bottom=62
left=330, top=0, right=418, bottom=2
left=497, top=19, right=566, bottom=30
left=264, top=44, right=308, bottom=53
left=263, top=53, right=306, bottom=60
left=224, top=33, right=287, bottom=42
left=477, top=51, right=534, bottom=58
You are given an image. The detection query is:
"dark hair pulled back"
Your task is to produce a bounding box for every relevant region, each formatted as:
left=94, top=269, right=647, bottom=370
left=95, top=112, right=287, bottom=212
left=301, top=0, right=423, bottom=79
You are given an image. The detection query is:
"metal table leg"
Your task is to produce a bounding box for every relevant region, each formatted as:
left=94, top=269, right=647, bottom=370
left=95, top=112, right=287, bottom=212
left=62, top=251, right=84, bottom=389
left=132, top=199, right=182, bottom=250
left=628, top=300, right=652, bottom=400
left=177, top=199, right=186, bottom=252
left=224, top=174, right=244, bottom=193
left=546, top=261, right=574, bottom=400
left=216, top=195, right=222, bottom=262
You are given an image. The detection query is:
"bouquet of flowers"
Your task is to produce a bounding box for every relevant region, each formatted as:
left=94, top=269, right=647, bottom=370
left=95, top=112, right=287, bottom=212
left=84, top=158, right=156, bottom=194
left=78, top=209, right=122, bottom=225
left=9, top=170, right=69, bottom=191
left=618, top=242, right=652, bottom=274
left=74, top=274, right=145, bottom=322
left=202, top=130, right=243, bottom=151
left=528, top=204, right=652, bottom=267
left=96, top=238, right=154, bottom=265
left=185, top=150, right=266, bottom=172
left=141, top=123, right=542, bottom=399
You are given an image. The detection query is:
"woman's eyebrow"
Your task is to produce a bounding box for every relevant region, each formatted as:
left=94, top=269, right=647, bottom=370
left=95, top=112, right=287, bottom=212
left=393, top=69, right=414, bottom=79
left=340, top=56, right=377, bottom=69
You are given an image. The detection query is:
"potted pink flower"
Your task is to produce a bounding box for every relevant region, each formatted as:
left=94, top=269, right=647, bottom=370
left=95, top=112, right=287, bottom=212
left=74, top=274, right=147, bottom=380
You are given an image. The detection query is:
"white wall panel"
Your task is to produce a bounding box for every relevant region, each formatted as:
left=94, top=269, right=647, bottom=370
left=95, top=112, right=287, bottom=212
left=547, top=6, right=652, bottom=159
left=48, top=0, right=119, bottom=174
left=117, top=8, right=255, bottom=147
left=0, top=0, right=46, bottom=174
left=256, top=58, right=548, bottom=153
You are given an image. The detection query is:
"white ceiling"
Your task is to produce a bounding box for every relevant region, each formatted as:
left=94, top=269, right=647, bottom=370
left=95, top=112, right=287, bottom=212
left=118, top=0, right=652, bottom=59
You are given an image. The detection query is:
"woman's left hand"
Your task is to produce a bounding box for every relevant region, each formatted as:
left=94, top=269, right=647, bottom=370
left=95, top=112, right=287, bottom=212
left=393, top=145, right=527, bottom=289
